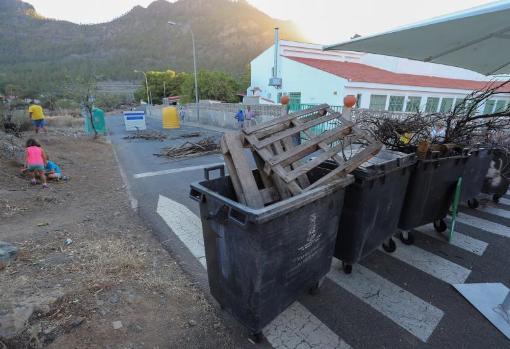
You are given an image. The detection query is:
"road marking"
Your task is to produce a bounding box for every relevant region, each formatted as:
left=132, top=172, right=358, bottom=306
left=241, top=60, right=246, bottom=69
left=327, top=259, right=444, bottom=343
left=157, top=195, right=351, bottom=349
left=265, top=302, right=352, bottom=349
left=157, top=195, right=206, bottom=267
left=456, top=212, right=510, bottom=238
left=135, top=162, right=224, bottom=179
left=414, top=224, right=488, bottom=256
left=499, top=197, right=510, bottom=206
left=111, top=142, right=138, bottom=210
left=476, top=206, right=510, bottom=220
left=381, top=239, right=471, bottom=284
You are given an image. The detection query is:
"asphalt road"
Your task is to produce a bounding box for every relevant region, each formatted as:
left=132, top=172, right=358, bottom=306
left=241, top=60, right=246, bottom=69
left=107, top=113, right=510, bottom=349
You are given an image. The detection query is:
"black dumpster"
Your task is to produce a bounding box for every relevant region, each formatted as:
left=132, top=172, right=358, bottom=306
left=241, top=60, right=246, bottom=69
left=329, top=150, right=416, bottom=273
left=482, top=148, right=510, bottom=203
left=460, top=148, right=492, bottom=208
left=189, top=166, right=353, bottom=338
left=398, top=152, right=469, bottom=234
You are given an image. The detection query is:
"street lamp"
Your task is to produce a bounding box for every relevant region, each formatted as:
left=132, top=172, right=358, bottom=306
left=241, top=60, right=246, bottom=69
left=168, top=20, right=200, bottom=121
left=134, top=70, right=150, bottom=106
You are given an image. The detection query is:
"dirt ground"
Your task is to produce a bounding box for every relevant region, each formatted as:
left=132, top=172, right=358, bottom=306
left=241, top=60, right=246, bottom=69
left=0, top=127, right=234, bottom=348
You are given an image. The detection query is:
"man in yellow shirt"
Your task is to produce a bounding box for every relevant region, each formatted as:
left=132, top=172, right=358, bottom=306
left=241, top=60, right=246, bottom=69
left=28, top=101, right=47, bottom=134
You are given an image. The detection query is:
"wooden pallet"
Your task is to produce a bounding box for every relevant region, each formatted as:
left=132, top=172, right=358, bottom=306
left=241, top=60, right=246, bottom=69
left=220, top=132, right=282, bottom=208
left=243, top=104, right=382, bottom=194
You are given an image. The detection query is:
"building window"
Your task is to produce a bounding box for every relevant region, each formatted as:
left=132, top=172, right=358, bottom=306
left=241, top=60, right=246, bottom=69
left=483, top=100, right=495, bottom=114
left=288, top=92, right=301, bottom=111
left=425, top=97, right=440, bottom=113
left=494, top=100, right=507, bottom=113
left=454, top=98, right=466, bottom=112
left=405, top=96, right=421, bottom=112
left=356, top=93, right=362, bottom=108
left=388, top=96, right=405, bottom=112
left=369, top=94, right=387, bottom=110
left=439, top=98, right=454, bottom=113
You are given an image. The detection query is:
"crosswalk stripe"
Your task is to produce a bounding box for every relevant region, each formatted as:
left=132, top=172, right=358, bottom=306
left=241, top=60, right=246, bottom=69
left=157, top=195, right=207, bottom=268
left=157, top=195, right=351, bottom=349
left=456, top=212, right=510, bottom=238
left=135, top=162, right=225, bottom=179
left=414, top=224, right=488, bottom=256
left=327, top=259, right=444, bottom=343
left=381, top=239, right=471, bottom=284
left=265, top=302, right=352, bottom=349
left=476, top=206, right=510, bottom=220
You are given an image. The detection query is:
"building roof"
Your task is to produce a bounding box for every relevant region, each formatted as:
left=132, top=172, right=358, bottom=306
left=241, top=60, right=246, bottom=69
left=286, top=56, right=510, bottom=92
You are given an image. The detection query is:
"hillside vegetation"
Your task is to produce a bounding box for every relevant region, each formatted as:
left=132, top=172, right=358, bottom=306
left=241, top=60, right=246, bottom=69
left=0, top=0, right=304, bottom=97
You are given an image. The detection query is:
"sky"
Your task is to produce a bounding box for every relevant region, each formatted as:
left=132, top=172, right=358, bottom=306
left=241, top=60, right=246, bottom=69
left=27, top=0, right=496, bottom=44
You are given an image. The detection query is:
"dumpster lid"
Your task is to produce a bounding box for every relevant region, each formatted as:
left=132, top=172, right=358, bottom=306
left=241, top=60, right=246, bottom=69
left=354, top=148, right=416, bottom=178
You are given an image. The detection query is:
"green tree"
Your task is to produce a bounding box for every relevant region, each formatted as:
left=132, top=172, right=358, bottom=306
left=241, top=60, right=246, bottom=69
left=134, top=70, right=189, bottom=104
left=180, top=70, right=241, bottom=103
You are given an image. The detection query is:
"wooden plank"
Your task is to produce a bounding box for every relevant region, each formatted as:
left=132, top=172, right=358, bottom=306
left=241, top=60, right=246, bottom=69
left=259, top=187, right=279, bottom=205
left=222, top=133, right=265, bottom=208
left=305, top=143, right=381, bottom=191
left=244, top=104, right=329, bottom=134
left=269, top=123, right=353, bottom=168
left=283, top=141, right=348, bottom=183
left=272, top=139, right=304, bottom=194
left=253, top=112, right=342, bottom=149
left=247, top=134, right=294, bottom=199
left=220, top=137, right=247, bottom=205
left=281, top=136, right=311, bottom=188
left=290, top=118, right=346, bottom=166
left=251, top=150, right=275, bottom=192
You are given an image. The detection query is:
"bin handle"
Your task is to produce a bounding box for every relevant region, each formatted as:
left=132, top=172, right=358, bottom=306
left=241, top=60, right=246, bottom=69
left=189, top=188, right=203, bottom=202
left=204, top=164, right=225, bottom=180
left=229, top=207, right=248, bottom=226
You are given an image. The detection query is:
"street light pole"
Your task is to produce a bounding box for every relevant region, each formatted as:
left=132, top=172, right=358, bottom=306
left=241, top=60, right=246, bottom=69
left=168, top=21, right=200, bottom=121
left=134, top=70, right=150, bottom=105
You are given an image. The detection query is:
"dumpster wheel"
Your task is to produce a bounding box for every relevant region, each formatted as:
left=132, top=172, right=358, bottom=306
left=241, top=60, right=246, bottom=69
left=342, top=262, right=353, bottom=274
left=309, top=277, right=326, bottom=295
left=433, top=219, right=447, bottom=233
left=382, top=238, right=396, bottom=253
left=493, top=194, right=501, bottom=204
left=250, top=332, right=264, bottom=343
left=398, top=230, right=415, bottom=245
left=467, top=198, right=479, bottom=209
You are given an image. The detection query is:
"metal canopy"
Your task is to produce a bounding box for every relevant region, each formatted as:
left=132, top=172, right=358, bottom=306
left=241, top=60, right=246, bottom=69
left=324, top=1, right=510, bottom=75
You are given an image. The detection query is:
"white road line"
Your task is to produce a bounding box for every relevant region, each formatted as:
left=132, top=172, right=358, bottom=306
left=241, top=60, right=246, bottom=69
left=499, top=197, right=510, bottom=206
left=157, top=195, right=351, bottom=349
left=476, top=206, right=510, bottom=220
left=381, top=239, right=471, bottom=284
left=157, top=195, right=206, bottom=267
left=135, top=162, right=224, bottom=179
left=456, top=212, right=510, bottom=238
left=264, top=302, right=351, bottom=349
left=327, top=259, right=444, bottom=343
left=414, top=224, right=488, bottom=256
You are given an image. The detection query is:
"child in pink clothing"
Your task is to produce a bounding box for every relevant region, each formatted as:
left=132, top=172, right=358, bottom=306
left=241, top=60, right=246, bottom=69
left=24, top=138, right=48, bottom=188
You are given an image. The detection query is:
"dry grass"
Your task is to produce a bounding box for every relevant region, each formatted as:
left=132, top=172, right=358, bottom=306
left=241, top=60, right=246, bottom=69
left=45, top=115, right=83, bottom=129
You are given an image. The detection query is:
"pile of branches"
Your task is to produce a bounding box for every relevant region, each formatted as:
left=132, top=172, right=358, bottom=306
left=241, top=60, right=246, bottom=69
left=155, top=137, right=219, bottom=159
left=123, top=130, right=167, bottom=141
left=358, top=79, right=510, bottom=153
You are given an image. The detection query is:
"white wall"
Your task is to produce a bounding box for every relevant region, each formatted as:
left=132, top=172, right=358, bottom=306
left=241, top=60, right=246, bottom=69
left=250, top=46, right=348, bottom=105
left=279, top=57, right=348, bottom=105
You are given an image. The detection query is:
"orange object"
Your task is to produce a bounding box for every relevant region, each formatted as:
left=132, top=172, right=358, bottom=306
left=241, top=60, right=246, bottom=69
left=280, top=95, right=289, bottom=105
left=343, top=95, right=357, bottom=108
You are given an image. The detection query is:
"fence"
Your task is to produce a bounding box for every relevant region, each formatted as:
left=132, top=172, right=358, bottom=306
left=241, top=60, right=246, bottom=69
left=183, top=103, right=285, bottom=129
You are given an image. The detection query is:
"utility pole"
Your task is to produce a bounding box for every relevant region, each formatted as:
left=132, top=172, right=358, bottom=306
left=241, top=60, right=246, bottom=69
left=168, top=21, right=200, bottom=121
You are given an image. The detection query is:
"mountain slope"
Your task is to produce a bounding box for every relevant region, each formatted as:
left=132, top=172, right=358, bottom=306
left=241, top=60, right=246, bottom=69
left=0, top=0, right=304, bottom=90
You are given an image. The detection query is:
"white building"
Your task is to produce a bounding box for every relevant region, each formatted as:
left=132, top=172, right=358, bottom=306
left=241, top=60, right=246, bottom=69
left=249, top=41, right=510, bottom=113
